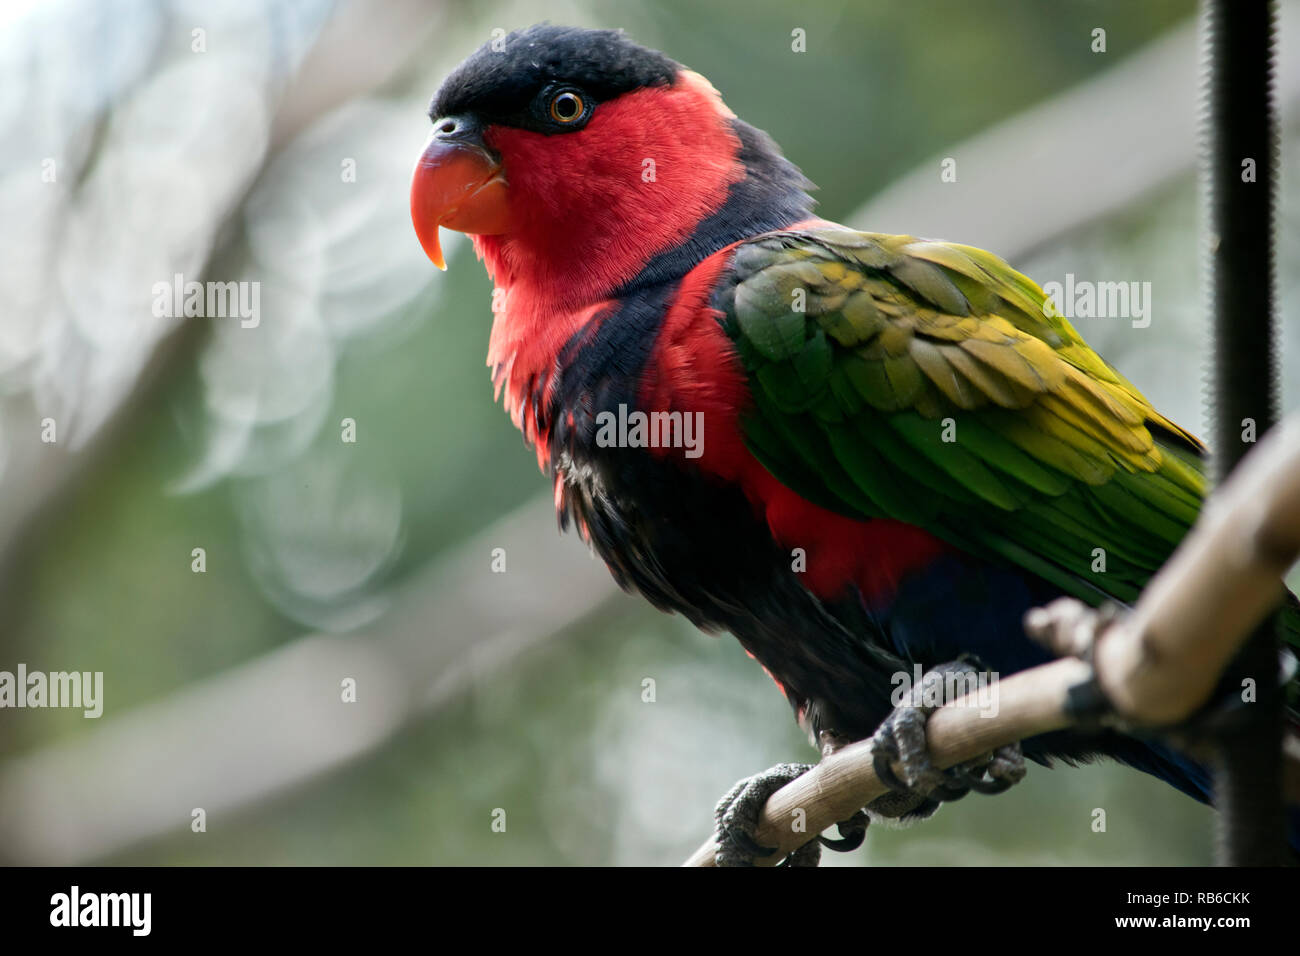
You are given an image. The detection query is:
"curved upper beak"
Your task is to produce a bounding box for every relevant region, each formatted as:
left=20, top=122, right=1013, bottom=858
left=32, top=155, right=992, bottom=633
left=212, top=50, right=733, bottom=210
left=410, top=114, right=509, bottom=270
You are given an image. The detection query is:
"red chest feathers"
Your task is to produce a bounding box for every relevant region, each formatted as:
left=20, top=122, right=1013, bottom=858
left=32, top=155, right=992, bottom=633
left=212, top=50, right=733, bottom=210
left=487, top=246, right=949, bottom=606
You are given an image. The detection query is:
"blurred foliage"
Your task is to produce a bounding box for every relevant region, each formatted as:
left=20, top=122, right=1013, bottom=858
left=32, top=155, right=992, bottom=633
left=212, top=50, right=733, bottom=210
left=602, top=0, right=1195, bottom=223
left=14, top=0, right=1296, bottom=866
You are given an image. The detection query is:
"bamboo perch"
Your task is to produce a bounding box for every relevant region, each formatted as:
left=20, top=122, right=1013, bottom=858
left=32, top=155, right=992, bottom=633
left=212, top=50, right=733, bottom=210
left=1031, top=417, right=1300, bottom=728
left=683, top=658, right=1093, bottom=867
left=684, top=415, right=1300, bottom=867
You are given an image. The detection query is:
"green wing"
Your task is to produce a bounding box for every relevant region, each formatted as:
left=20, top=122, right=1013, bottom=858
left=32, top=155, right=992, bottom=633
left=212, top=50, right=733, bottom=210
left=720, top=226, right=1208, bottom=607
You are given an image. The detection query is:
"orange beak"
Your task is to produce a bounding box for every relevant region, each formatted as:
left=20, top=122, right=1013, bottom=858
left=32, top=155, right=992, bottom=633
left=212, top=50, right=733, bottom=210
left=410, top=122, right=510, bottom=270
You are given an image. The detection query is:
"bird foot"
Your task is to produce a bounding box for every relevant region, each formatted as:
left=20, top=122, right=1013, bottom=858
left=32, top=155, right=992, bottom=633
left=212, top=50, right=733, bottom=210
left=868, top=656, right=1025, bottom=821
left=713, top=762, right=869, bottom=866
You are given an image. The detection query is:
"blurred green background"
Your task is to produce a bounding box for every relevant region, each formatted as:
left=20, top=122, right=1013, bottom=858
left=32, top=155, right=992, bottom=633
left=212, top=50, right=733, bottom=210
left=2, top=0, right=1297, bottom=866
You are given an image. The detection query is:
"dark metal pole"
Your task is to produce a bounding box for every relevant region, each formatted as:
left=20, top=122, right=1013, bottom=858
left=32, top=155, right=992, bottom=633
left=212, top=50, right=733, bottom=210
left=1202, top=0, right=1286, bottom=865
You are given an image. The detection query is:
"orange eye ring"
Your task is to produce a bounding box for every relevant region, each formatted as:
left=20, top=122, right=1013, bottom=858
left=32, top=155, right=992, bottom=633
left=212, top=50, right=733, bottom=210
left=549, top=91, right=585, bottom=124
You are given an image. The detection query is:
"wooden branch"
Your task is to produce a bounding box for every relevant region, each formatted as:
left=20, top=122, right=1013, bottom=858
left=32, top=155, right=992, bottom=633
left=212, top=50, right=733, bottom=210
left=683, top=659, right=1092, bottom=867
left=685, top=415, right=1300, bottom=867
left=1031, top=416, right=1300, bottom=727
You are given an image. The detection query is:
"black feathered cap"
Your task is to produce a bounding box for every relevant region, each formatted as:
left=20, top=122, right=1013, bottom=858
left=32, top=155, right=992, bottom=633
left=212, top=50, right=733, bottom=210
left=430, top=24, right=679, bottom=128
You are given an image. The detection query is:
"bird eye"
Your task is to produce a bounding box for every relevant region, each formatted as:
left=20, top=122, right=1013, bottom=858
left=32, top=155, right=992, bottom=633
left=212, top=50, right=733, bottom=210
left=549, top=91, right=585, bottom=124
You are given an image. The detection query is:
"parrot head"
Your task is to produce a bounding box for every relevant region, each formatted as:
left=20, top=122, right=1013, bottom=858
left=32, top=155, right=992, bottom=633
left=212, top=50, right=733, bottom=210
left=411, top=24, right=813, bottom=305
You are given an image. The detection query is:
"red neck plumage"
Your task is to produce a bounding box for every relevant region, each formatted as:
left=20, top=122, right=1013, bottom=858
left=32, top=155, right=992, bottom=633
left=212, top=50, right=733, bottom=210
left=477, top=72, right=745, bottom=460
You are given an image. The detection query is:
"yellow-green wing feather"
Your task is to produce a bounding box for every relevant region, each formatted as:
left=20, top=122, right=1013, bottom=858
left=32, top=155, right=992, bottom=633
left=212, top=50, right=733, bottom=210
left=722, top=226, right=1206, bottom=605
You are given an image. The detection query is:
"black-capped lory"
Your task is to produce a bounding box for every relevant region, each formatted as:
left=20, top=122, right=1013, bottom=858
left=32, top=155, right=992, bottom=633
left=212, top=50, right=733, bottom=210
left=410, top=25, right=1300, bottom=864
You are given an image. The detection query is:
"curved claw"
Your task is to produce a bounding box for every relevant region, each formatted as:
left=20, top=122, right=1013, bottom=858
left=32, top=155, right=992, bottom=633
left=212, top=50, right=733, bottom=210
left=931, top=770, right=972, bottom=802
left=818, top=811, right=868, bottom=853
left=951, top=764, right=1016, bottom=795
left=872, top=747, right=911, bottom=793
left=971, top=774, right=1016, bottom=795
left=728, top=828, right=779, bottom=859
left=780, top=840, right=822, bottom=867
left=875, top=739, right=970, bottom=801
